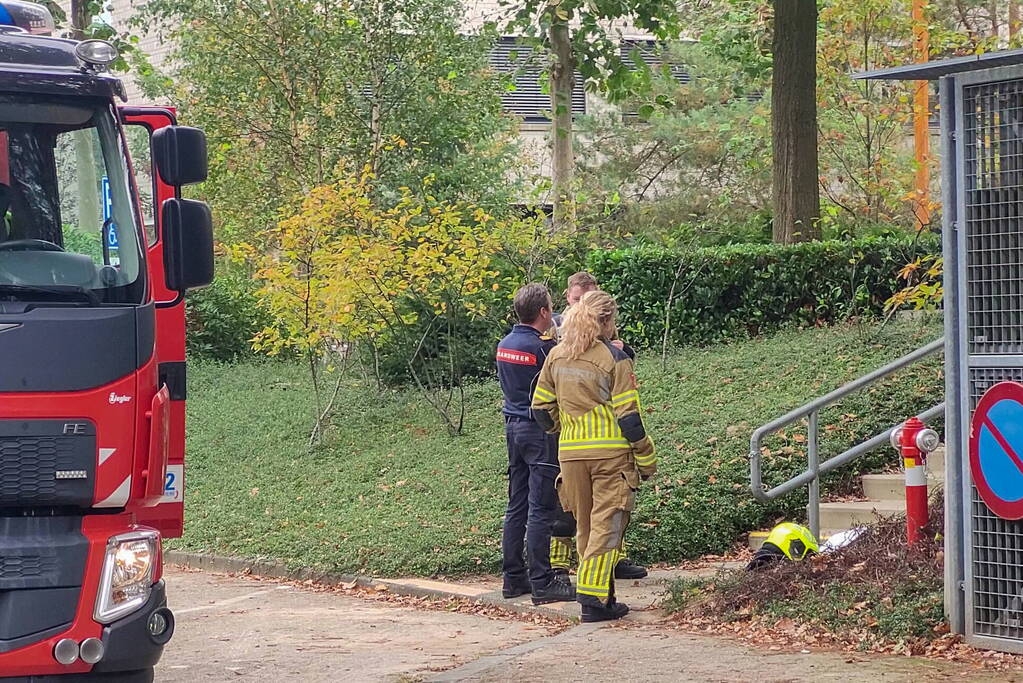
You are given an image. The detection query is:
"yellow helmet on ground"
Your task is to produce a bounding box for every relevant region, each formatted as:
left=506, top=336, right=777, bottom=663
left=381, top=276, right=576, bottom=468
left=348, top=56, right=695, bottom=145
left=747, top=522, right=819, bottom=570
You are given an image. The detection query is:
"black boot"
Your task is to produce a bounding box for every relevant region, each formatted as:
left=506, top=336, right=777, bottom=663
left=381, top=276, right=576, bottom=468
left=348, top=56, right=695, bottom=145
left=552, top=567, right=570, bottom=577
left=614, top=558, right=648, bottom=580
left=503, top=577, right=531, bottom=599
left=531, top=573, right=576, bottom=605
left=580, top=598, right=630, bottom=622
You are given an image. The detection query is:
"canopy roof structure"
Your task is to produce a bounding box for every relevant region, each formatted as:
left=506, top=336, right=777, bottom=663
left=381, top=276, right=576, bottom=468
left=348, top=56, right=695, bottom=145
left=856, top=48, right=1023, bottom=80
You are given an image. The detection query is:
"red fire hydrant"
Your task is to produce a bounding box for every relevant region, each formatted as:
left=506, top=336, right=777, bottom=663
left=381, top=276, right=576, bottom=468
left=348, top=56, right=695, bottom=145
left=890, top=417, right=941, bottom=545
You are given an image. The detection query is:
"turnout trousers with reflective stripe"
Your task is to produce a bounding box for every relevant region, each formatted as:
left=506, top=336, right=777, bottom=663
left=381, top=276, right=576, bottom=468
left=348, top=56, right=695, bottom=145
left=556, top=453, right=639, bottom=606
left=550, top=505, right=576, bottom=570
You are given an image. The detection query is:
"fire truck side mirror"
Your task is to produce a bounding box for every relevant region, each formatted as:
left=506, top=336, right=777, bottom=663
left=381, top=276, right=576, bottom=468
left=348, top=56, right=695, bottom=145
left=162, top=198, right=214, bottom=292
left=152, top=126, right=208, bottom=187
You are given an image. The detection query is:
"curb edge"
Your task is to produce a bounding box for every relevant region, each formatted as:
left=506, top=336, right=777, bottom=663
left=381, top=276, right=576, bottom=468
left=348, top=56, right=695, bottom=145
left=164, top=550, right=576, bottom=621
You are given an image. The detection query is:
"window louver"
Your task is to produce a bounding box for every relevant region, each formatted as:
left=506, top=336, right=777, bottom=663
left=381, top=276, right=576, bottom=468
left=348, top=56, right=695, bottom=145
left=491, top=37, right=585, bottom=121
left=619, top=39, right=691, bottom=85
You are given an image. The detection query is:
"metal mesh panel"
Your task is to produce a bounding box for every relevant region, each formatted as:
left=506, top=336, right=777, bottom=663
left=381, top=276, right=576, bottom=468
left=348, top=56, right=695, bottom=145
left=969, top=367, right=1023, bottom=408
left=971, top=486, right=1023, bottom=638
left=964, top=79, right=1023, bottom=355
left=969, top=367, right=1023, bottom=639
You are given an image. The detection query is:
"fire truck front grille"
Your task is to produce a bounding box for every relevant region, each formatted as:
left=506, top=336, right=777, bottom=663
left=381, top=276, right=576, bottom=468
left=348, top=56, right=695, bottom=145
left=0, top=517, right=86, bottom=650
left=0, top=437, right=71, bottom=501
left=0, top=554, right=55, bottom=580
left=0, top=421, right=95, bottom=508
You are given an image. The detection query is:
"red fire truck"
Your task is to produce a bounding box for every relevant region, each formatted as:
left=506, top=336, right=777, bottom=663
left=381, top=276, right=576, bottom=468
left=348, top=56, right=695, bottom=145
left=0, top=2, right=213, bottom=680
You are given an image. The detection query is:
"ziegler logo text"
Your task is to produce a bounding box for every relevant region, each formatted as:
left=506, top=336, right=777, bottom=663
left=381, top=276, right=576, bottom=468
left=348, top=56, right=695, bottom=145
left=108, top=393, right=132, bottom=405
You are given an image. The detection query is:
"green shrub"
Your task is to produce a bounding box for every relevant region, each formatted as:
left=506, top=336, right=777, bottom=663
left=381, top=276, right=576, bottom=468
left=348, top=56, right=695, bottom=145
left=588, top=235, right=939, bottom=349
left=371, top=297, right=506, bottom=385
left=186, top=272, right=272, bottom=361
left=63, top=226, right=104, bottom=262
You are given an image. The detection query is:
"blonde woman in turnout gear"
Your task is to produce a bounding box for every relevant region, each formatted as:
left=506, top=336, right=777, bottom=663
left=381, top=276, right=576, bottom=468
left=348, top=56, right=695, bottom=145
left=549, top=272, right=648, bottom=582
left=531, top=290, right=657, bottom=622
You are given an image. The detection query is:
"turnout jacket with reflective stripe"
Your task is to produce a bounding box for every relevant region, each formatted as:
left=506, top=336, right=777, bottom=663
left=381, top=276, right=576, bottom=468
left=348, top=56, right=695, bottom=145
left=531, top=339, right=656, bottom=474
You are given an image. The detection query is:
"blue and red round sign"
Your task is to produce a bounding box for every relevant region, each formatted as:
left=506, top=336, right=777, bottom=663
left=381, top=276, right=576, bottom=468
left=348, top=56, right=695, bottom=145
left=971, top=381, right=1023, bottom=520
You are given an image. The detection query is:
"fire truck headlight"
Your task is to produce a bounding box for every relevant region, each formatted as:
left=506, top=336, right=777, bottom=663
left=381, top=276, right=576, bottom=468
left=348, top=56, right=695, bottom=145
left=75, top=39, right=118, bottom=68
left=94, top=531, right=159, bottom=624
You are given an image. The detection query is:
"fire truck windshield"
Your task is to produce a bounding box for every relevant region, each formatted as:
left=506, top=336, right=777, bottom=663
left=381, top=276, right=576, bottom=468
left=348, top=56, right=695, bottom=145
left=0, top=94, right=144, bottom=305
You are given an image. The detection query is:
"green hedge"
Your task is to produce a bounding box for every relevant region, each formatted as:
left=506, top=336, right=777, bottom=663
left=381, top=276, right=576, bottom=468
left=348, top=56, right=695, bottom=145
left=186, top=272, right=273, bottom=361
left=588, top=236, right=939, bottom=349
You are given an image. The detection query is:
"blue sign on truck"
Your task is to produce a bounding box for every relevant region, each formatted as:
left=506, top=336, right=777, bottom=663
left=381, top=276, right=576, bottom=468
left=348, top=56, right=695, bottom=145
left=101, top=175, right=117, bottom=248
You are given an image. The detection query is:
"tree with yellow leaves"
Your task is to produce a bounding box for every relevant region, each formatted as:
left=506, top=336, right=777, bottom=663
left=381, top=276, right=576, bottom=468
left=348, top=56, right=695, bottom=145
left=245, top=166, right=543, bottom=439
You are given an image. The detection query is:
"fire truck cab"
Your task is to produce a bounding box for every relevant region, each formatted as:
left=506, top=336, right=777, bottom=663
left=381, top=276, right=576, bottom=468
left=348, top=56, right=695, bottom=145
left=0, top=2, right=213, bottom=680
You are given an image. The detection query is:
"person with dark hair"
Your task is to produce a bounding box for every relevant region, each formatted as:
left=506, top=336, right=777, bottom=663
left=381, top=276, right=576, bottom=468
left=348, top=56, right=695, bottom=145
left=532, top=290, right=657, bottom=622
left=495, top=283, right=575, bottom=605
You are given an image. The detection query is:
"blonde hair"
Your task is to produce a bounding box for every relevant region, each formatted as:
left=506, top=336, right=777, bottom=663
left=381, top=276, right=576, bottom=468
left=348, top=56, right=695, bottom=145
left=561, top=290, right=617, bottom=359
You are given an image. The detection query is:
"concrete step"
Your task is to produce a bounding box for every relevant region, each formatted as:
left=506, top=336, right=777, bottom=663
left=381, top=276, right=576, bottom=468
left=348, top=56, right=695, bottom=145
left=819, top=499, right=905, bottom=529
left=745, top=445, right=947, bottom=552
left=861, top=472, right=943, bottom=501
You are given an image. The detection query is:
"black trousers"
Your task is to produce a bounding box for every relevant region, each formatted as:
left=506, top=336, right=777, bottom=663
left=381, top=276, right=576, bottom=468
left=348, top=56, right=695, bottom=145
left=501, top=417, right=559, bottom=589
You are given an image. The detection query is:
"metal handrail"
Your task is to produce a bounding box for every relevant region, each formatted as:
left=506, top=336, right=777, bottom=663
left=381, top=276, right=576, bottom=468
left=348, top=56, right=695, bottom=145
left=749, top=336, right=945, bottom=539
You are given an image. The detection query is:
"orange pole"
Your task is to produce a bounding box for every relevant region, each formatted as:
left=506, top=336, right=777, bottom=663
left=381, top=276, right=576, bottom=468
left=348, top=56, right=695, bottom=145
left=913, top=0, right=930, bottom=229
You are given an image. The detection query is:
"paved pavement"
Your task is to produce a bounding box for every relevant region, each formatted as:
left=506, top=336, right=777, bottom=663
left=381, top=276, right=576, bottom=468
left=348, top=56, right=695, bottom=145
left=157, top=567, right=549, bottom=681
left=155, top=566, right=1008, bottom=682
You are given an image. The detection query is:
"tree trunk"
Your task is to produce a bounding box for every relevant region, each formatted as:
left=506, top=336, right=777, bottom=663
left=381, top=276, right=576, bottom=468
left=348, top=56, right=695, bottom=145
left=548, top=16, right=576, bottom=232
left=70, top=0, right=88, bottom=39
left=70, top=0, right=98, bottom=243
left=74, top=130, right=100, bottom=238
left=771, top=0, right=820, bottom=244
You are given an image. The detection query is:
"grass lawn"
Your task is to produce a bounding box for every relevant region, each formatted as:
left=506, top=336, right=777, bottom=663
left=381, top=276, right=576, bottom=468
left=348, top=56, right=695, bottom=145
left=173, top=316, right=943, bottom=577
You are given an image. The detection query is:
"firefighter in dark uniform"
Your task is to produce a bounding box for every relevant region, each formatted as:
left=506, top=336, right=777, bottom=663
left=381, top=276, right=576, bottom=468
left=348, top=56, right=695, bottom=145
left=532, top=289, right=657, bottom=622
left=496, top=283, right=575, bottom=605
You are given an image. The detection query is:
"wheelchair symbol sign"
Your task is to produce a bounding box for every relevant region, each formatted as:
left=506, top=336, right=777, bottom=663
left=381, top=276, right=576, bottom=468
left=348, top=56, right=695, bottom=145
left=101, top=176, right=117, bottom=248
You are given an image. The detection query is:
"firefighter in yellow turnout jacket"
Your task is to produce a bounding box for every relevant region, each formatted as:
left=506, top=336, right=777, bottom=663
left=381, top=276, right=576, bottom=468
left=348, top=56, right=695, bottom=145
left=531, top=290, right=656, bottom=623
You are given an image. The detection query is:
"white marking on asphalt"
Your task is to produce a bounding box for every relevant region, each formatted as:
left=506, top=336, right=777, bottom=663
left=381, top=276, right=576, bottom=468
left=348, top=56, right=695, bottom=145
left=175, top=586, right=292, bottom=615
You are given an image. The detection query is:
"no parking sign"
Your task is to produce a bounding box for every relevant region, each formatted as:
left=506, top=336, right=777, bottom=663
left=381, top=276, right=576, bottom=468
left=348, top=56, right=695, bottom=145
left=970, top=381, right=1023, bottom=520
